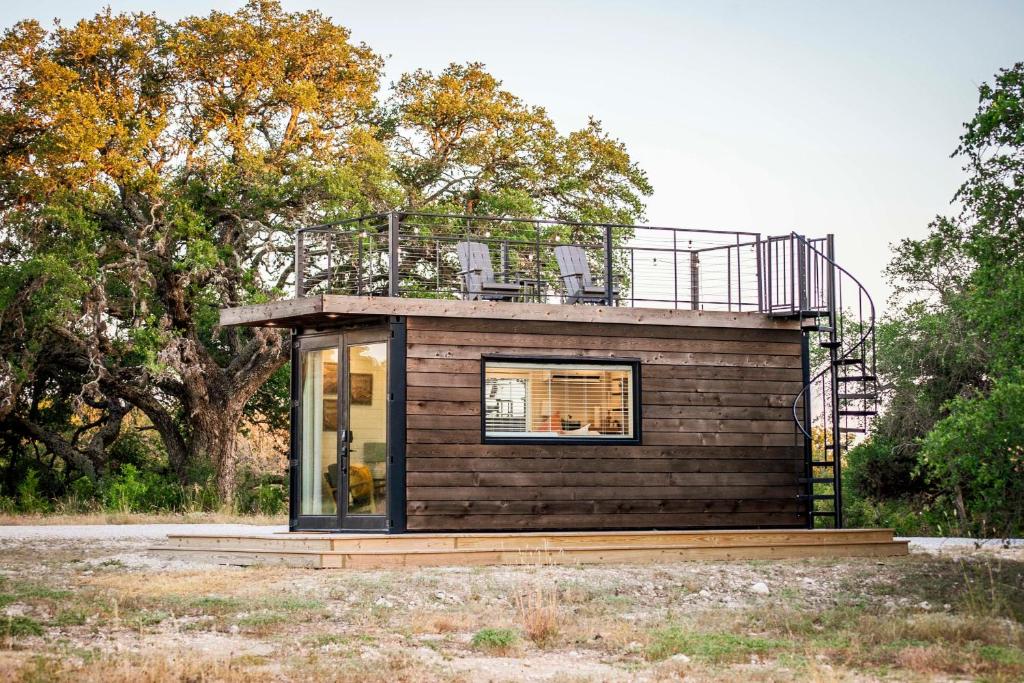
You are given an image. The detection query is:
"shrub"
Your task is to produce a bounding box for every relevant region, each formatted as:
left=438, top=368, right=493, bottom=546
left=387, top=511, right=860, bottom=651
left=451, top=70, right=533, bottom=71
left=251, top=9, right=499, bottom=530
left=3, top=615, right=43, bottom=639
left=471, top=627, right=518, bottom=654
left=845, top=435, right=923, bottom=500
left=233, top=469, right=287, bottom=516
left=103, top=464, right=149, bottom=513
left=843, top=492, right=958, bottom=536
left=514, top=587, right=560, bottom=647
left=16, top=469, right=49, bottom=514
left=918, top=373, right=1024, bottom=537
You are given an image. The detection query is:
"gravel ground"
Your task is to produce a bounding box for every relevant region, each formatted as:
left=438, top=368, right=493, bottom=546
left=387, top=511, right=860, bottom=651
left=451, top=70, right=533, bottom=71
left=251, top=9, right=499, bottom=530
left=0, top=523, right=288, bottom=540
left=0, top=524, right=1020, bottom=549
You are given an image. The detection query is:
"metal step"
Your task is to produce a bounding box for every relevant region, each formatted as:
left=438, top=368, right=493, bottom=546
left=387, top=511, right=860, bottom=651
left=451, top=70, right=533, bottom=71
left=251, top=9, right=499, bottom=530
left=834, top=357, right=865, bottom=366
left=803, top=325, right=833, bottom=333
left=810, top=461, right=835, bottom=467
left=839, top=410, right=877, bottom=417
left=818, top=340, right=842, bottom=349
left=800, top=494, right=837, bottom=501
left=837, top=375, right=877, bottom=383
left=839, top=393, right=876, bottom=400
left=799, top=477, right=836, bottom=484
left=810, top=511, right=837, bottom=517
left=839, top=426, right=867, bottom=434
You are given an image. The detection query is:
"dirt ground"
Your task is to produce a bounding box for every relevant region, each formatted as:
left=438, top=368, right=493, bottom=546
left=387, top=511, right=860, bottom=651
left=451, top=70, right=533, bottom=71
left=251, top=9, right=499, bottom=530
left=1, top=526, right=1022, bottom=682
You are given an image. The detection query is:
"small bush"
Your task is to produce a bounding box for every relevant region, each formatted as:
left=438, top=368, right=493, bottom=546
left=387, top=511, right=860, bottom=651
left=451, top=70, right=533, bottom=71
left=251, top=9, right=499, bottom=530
left=515, top=587, right=560, bottom=648
left=103, top=464, right=149, bottom=513
left=846, top=435, right=924, bottom=500
left=16, top=470, right=50, bottom=514
left=843, top=492, right=958, bottom=536
left=233, top=469, right=286, bottom=516
left=471, top=627, right=518, bottom=654
left=3, top=615, right=44, bottom=639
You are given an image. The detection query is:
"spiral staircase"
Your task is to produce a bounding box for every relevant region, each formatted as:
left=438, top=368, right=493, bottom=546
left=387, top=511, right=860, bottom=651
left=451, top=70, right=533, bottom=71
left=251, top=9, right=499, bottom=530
left=760, top=234, right=879, bottom=528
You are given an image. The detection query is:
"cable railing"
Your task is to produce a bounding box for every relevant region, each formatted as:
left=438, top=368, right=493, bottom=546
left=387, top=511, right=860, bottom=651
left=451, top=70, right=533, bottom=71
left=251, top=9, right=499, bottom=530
left=295, top=211, right=764, bottom=311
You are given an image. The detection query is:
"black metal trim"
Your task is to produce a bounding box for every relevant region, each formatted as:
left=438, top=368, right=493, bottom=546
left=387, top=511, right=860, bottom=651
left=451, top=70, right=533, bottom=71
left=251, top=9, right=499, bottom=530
left=478, top=354, right=643, bottom=446
left=288, top=330, right=300, bottom=531
left=800, top=331, right=813, bottom=529
left=387, top=316, right=408, bottom=534
left=291, top=331, right=343, bottom=532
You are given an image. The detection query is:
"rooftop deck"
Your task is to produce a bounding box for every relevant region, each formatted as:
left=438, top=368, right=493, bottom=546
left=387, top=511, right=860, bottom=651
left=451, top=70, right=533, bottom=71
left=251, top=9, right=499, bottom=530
left=290, top=212, right=833, bottom=317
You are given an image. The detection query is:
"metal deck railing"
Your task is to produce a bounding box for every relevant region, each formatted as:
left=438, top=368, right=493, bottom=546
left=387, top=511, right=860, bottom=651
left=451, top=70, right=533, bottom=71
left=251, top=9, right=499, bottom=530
left=296, top=211, right=767, bottom=311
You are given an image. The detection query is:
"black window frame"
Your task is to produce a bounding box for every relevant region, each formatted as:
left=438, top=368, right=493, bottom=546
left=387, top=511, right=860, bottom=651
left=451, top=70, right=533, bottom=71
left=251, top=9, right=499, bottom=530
left=480, top=355, right=642, bottom=445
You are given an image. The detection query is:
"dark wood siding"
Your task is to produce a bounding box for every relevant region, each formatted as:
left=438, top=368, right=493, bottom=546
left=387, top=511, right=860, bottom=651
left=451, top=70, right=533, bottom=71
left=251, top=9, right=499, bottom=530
left=404, top=316, right=806, bottom=531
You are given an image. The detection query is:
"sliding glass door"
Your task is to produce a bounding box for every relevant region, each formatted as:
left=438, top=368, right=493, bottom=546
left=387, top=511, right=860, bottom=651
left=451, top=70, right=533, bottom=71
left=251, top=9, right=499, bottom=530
left=295, top=329, right=388, bottom=531
left=340, top=331, right=388, bottom=529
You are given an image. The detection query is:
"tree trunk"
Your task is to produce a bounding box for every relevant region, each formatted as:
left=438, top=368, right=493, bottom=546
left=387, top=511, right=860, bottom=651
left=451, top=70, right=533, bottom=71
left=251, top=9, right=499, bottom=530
left=171, top=328, right=289, bottom=505
left=188, top=403, right=245, bottom=504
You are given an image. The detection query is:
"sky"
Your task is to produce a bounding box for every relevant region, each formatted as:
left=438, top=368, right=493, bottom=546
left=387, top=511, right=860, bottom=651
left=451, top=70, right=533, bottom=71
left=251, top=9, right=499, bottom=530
left=3, top=1, right=1022, bottom=312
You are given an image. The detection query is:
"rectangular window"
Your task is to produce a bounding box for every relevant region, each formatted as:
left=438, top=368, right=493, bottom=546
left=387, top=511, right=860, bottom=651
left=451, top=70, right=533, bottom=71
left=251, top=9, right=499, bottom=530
left=483, top=358, right=639, bottom=442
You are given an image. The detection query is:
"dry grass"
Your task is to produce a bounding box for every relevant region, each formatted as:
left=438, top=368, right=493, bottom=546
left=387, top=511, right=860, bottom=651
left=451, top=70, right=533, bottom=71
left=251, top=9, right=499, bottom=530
left=80, top=567, right=288, bottom=598
left=0, top=512, right=285, bottom=525
left=514, top=584, right=562, bottom=647
left=2, top=530, right=1024, bottom=682
left=408, top=609, right=478, bottom=634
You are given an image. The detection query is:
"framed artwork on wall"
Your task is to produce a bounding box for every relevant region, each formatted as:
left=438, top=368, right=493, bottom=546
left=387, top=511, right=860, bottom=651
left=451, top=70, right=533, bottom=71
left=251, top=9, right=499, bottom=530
left=351, top=373, right=373, bottom=405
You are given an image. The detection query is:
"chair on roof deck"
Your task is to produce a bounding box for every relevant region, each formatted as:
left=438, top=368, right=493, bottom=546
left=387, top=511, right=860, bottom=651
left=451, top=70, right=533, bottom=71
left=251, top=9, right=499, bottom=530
left=456, top=241, right=523, bottom=301
left=555, top=245, right=621, bottom=305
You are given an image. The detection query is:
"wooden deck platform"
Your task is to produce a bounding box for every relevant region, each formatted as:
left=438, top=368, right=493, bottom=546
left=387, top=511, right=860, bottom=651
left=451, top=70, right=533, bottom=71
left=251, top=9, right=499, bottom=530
left=150, top=528, right=908, bottom=569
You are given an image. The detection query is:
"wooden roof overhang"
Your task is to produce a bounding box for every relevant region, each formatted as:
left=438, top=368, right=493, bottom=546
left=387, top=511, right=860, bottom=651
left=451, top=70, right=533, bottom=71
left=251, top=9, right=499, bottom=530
left=219, top=295, right=800, bottom=331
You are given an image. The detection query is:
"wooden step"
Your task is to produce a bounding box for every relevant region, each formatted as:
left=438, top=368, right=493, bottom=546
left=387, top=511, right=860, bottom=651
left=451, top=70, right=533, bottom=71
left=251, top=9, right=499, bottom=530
left=152, top=528, right=909, bottom=568
left=150, top=536, right=909, bottom=569
left=165, top=528, right=898, bottom=553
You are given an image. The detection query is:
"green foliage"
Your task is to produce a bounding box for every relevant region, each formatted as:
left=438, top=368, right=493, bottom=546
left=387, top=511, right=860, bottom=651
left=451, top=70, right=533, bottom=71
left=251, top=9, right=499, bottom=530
left=102, top=464, right=149, bottom=513
left=917, top=373, right=1024, bottom=537
left=3, top=615, right=43, bottom=639
left=861, top=62, right=1024, bottom=537
left=233, top=469, right=287, bottom=516
left=843, top=491, right=956, bottom=536
left=16, top=470, right=49, bottom=514
left=471, top=627, right=519, bottom=653
left=845, top=435, right=923, bottom=500
left=645, top=626, right=790, bottom=663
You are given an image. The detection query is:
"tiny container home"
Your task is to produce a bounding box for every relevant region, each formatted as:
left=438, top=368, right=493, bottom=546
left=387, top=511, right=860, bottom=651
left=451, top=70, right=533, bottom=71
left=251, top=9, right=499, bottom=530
left=221, top=212, right=879, bottom=534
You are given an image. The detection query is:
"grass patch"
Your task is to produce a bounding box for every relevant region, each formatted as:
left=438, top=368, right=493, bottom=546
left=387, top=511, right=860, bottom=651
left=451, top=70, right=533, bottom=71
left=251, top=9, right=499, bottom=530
left=3, top=615, right=44, bottom=639
left=235, top=611, right=289, bottom=634
left=978, top=644, right=1024, bottom=666
left=471, top=627, right=518, bottom=655
left=53, top=609, right=89, bottom=627
left=0, top=578, right=71, bottom=602
left=646, top=626, right=791, bottom=663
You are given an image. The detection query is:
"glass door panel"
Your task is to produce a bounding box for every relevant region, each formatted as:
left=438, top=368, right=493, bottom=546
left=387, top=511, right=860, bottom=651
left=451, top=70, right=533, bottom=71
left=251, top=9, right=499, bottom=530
left=344, top=341, right=388, bottom=519
left=299, top=346, right=339, bottom=517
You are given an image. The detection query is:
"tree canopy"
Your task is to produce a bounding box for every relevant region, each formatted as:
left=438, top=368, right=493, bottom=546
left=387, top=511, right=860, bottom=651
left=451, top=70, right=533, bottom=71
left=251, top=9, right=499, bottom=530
left=0, top=0, right=651, bottom=503
left=847, top=62, right=1024, bottom=536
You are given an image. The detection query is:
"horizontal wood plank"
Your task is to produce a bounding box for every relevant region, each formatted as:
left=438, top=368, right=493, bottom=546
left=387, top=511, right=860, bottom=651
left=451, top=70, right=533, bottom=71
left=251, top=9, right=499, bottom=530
left=407, top=329, right=801, bottom=356
left=407, top=498, right=804, bottom=516
left=406, top=485, right=800, bottom=501
left=407, top=315, right=802, bottom=343
left=407, top=457, right=803, bottom=474
left=406, top=512, right=805, bottom=530
left=406, top=444, right=803, bottom=459
left=407, top=344, right=802, bottom=368
left=407, top=471, right=799, bottom=487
